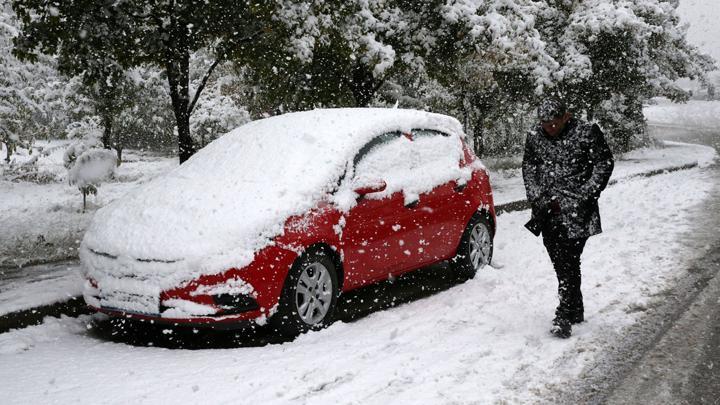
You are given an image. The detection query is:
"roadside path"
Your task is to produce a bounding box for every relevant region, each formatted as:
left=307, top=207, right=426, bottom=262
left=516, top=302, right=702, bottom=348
left=551, top=124, right=720, bottom=404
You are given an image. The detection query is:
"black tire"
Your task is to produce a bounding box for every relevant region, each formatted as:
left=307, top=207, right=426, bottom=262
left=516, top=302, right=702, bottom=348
left=452, top=213, right=494, bottom=279
left=270, top=249, right=339, bottom=336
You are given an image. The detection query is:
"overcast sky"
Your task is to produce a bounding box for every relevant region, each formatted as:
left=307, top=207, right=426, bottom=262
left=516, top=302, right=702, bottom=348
left=678, top=0, right=720, bottom=63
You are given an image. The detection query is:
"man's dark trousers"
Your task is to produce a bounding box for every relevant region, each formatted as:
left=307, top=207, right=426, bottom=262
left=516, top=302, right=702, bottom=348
left=543, top=237, right=588, bottom=322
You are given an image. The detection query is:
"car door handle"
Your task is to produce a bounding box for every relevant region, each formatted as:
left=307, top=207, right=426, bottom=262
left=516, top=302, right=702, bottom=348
left=454, top=183, right=467, bottom=193
left=405, top=199, right=419, bottom=209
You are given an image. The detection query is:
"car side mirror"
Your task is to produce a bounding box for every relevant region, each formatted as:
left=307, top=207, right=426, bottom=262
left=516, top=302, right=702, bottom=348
left=353, top=179, right=387, bottom=196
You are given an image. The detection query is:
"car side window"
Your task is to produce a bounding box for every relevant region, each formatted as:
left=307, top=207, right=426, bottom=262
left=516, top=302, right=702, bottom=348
left=352, top=132, right=414, bottom=195
left=411, top=129, right=450, bottom=140
left=347, top=128, right=465, bottom=202
left=352, top=132, right=402, bottom=169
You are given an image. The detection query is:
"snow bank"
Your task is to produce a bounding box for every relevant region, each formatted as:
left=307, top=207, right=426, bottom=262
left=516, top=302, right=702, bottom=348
left=81, top=108, right=464, bottom=295
left=0, top=148, right=175, bottom=268
left=645, top=99, right=720, bottom=128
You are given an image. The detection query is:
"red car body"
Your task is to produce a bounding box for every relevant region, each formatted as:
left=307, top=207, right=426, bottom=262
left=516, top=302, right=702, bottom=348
left=83, top=109, right=496, bottom=329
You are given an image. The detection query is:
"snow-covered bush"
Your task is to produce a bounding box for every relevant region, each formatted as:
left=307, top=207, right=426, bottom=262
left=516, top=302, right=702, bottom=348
left=65, top=116, right=103, bottom=147
left=62, top=142, right=88, bottom=170
left=595, top=95, right=649, bottom=153
left=68, top=148, right=116, bottom=211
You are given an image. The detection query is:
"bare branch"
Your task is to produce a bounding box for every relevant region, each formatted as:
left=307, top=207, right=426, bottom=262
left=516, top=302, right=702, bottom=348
left=187, top=57, right=221, bottom=115
left=187, top=29, right=264, bottom=115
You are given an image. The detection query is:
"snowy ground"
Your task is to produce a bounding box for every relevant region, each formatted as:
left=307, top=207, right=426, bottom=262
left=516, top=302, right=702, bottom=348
left=0, top=142, right=176, bottom=267
left=0, top=146, right=716, bottom=403
left=644, top=99, right=720, bottom=129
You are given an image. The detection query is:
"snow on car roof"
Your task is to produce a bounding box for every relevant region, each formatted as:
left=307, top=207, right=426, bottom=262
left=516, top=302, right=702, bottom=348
left=81, top=108, right=464, bottom=288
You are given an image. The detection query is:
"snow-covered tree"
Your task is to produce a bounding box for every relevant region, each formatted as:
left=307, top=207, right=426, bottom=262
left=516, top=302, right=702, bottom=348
left=67, top=148, right=116, bottom=211
left=190, top=90, right=250, bottom=148
left=104, top=66, right=176, bottom=163
left=189, top=56, right=250, bottom=147
left=12, top=0, right=269, bottom=163
left=537, top=0, right=716, bottom=151
left=243, top=0, right=555, bottom=118
left=57, top=64, right=175, bottom=164
left=1, top=1, right=72, bottom=162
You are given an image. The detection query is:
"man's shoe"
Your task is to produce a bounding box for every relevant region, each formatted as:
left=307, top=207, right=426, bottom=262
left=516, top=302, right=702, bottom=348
left=550, top=318, right=572, bottom=338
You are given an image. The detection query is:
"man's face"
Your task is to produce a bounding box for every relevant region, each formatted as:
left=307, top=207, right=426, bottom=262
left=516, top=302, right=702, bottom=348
left=541, top=113, right=571, bottom=137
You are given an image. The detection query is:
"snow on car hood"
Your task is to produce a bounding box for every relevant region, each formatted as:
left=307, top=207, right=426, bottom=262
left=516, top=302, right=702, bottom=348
left=81, top=108, right=464, bottom=287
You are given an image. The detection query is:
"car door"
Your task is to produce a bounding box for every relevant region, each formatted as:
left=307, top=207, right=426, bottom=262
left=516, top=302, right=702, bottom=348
left=339, top=132, right=421, bottom=289
left=408, top=129, right=468, bottom=264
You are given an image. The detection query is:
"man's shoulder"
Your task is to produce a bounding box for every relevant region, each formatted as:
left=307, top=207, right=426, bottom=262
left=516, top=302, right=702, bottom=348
left=526, top=125, right=543, bottom=141
left=572, top=119, right=603, bottom=138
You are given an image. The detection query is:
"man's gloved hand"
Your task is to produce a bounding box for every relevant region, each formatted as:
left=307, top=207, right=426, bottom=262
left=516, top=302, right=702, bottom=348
left=548, top=198, right=561, bottom=215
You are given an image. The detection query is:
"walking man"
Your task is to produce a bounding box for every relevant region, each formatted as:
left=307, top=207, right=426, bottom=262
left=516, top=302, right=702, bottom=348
left=522, top=98, right=614, bottom=338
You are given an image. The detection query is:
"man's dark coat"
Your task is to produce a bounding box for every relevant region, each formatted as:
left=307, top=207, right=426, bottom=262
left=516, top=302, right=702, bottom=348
left=522, top=118, right=615, bottom=239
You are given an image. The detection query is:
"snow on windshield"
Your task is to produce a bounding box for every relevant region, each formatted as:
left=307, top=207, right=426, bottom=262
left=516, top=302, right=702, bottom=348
left=81, top=108, right=464, bottom=292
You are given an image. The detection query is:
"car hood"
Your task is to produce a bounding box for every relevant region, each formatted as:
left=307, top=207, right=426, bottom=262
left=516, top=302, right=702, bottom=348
left=82, top=108, right=464, bottom=284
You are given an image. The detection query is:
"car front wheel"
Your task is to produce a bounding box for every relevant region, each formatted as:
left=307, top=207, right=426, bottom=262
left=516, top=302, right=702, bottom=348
left=271, top=249, right=339, bottom=336
left=452, top=213, right=493, bottom=279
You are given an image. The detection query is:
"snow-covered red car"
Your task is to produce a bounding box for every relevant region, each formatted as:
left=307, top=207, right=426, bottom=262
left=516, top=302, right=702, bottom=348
left=80, top=108, right=495, bottom=334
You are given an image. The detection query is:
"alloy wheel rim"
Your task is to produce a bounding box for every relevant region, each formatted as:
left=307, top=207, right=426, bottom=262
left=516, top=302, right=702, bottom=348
left=469, top=222, right=491, bottom=271
left=295, top=262, right=333, bottom=325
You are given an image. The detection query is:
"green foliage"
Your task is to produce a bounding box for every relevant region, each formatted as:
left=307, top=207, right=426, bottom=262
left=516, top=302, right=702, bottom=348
left=8, top=0, right=717, bottom=160
left=536, top=0, right=716, bottom=152
left=12, top=0, right=270, bottom=162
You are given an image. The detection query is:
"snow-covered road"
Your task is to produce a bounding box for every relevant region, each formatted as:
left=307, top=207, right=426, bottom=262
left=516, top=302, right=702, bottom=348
left=1, top=158, right=716, bottom=404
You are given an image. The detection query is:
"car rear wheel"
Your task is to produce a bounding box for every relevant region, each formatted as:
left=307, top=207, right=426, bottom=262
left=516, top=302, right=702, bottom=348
left=452, top=213, right=493, bottom=279
left=271, top=249, right=339, bottom=336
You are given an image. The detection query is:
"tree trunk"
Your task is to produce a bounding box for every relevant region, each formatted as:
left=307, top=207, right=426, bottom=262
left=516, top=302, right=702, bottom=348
left=101, top=117, right=113, bottom=149
left=114, top=146, right=123, bottom=166
left=166, top=47, right=195, bottom=164
left=4, top=142, right=11, bottom=163
left=473, top=116, right=485, bottom=158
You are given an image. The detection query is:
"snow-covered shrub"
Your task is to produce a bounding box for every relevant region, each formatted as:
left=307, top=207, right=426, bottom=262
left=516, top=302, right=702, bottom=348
left=65, top=116, right=103, bottom=147
left=63, top=142, right=88, bottom=170
left=0, top=140, right=69, bottom=183
left=68, top=148, right=116, bottom=211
